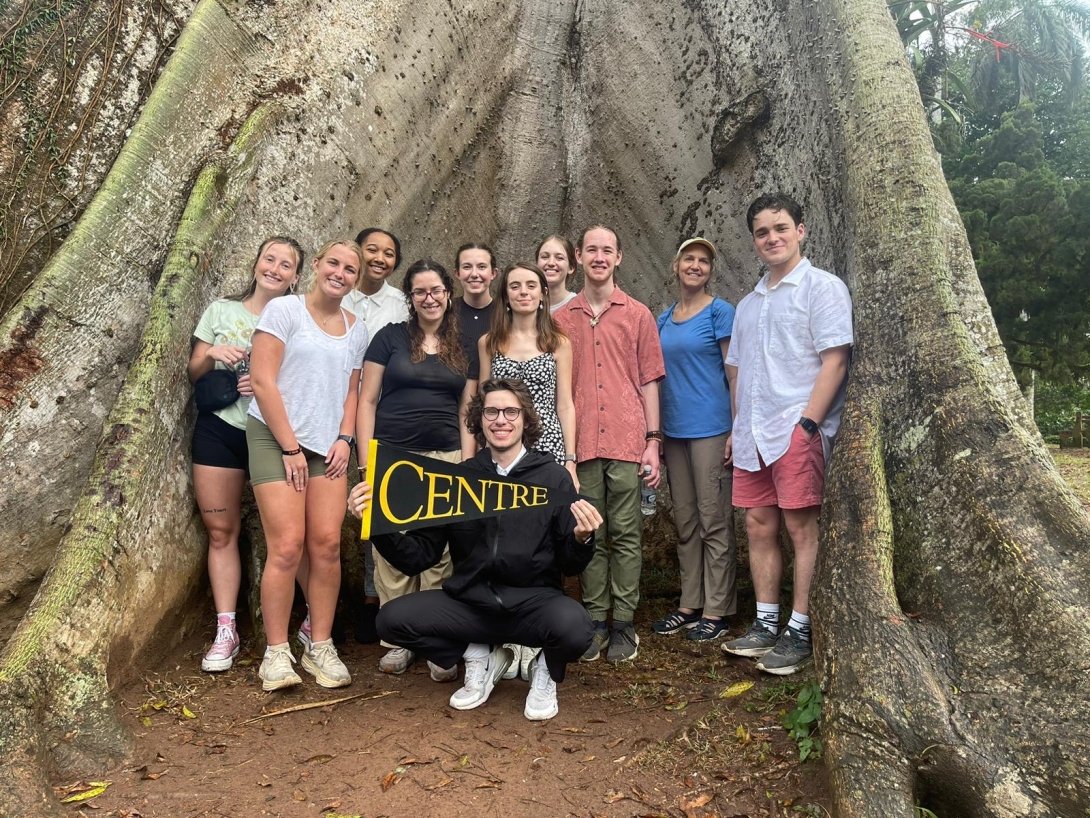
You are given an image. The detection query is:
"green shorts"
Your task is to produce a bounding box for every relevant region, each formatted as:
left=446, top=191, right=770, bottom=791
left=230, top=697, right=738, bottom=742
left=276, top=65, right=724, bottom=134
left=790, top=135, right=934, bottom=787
left=246, top=417, right=328, bottom=486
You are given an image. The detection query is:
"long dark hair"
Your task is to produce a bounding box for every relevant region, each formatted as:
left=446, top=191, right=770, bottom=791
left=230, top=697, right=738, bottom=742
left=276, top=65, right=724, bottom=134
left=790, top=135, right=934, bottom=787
left=225, top=236, right=304, bottom=301
left=401, top=260, right=468, bottom=375
left=487, top=263, right=566, bottom=356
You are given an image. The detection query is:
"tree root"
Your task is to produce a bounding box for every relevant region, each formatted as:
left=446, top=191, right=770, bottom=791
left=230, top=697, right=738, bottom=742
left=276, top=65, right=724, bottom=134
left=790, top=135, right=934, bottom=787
left=0, top=105, right=278, bottom=817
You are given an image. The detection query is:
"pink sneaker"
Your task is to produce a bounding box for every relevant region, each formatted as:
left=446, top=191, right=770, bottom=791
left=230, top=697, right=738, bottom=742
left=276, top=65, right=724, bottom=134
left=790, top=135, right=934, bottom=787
left=202, top=620, right=240, bottom=672
left=297, top=614, right=313, bottom=651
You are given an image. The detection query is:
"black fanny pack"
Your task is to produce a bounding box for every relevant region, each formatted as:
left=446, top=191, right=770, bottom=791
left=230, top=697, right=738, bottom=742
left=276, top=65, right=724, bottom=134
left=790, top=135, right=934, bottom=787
left=193, top=369, right=240, bottom=413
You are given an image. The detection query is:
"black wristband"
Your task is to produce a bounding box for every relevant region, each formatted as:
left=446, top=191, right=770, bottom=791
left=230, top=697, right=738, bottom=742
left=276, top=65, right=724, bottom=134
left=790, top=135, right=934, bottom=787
left=336, top=434, right=355, bottom=447
left=798, top=417, right=819, bottom=435
left=282, top=447, right=303, bottom=456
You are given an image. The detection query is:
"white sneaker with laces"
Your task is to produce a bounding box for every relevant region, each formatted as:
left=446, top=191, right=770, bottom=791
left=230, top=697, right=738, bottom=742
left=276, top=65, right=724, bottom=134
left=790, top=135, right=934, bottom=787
left=301, top=639, right=352, bottom=688
left=449, top=646, right=513, bottom=710
left=259, top=644, right=302, bottom=691
left=378, top=646, right=415, bottom=674
left=524, top=654, right=558, bottom=721
left=519, top=647, right=541, bottom=681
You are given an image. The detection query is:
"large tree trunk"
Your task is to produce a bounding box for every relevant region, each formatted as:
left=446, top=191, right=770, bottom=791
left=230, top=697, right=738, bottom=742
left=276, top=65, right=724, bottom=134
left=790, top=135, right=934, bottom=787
left=1, top=0, right=1086, bottom=815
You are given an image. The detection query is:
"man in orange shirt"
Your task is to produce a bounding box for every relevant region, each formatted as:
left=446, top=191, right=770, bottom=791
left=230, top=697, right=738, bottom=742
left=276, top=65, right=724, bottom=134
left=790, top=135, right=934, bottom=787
left=553, top=225, right=665, bottom=663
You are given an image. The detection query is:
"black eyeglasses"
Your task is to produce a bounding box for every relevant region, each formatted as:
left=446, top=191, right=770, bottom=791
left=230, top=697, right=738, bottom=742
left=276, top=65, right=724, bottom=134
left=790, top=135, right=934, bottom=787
left=482, top=406, right=521, bottom=421
left=410, top=286, right=447, bottom=301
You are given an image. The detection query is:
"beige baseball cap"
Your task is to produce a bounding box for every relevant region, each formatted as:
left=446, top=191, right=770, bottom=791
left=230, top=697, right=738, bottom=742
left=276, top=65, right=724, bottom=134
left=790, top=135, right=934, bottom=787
left=674, top=237, right=717, bottom=260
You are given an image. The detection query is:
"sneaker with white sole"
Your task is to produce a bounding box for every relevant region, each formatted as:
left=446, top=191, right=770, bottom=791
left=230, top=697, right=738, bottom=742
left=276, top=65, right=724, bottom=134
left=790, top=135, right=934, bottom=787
left=755, top=627, right=812, bottom=675
left=685, top=618, right=729, bottom=642
left=651, top=609, right=701, bottom=635
left=296, top=614, right=312, bottom=652
left=259, top=644, right=302, bottom=691
left=524, top=656, right=558, bottom=721
left=301, top=639, right=352, bottom=688
left=519, top=647, right=541, bottom=681
left=379, top=646, right=415, bottom=674
left=606, top=624, right=639, bottom=663
left=501, top=644, right=522, bottom=680
left=449, top=646, right=512, bottom=710
left=579, top=628, right=610, bottom=662
left=722, top=620, right=780, bottom=657
left=428, top=660, right=458, bottom=682
left=201, top=621, right=240, bottom=672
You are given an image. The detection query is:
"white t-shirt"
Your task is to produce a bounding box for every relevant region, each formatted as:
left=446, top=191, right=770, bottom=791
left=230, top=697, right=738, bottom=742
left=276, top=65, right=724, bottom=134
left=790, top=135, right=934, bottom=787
left=342, top=282, right=409, bottom=339
left=726, top=258, right=853, bottom=471
left=248, top=295, right=369, bottom=453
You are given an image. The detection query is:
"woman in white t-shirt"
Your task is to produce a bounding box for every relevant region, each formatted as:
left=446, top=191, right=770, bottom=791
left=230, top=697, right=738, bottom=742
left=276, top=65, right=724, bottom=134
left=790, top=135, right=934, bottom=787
left=189, top=236, right=303, bottom=674
left=248, top=239, right=369, bottom=692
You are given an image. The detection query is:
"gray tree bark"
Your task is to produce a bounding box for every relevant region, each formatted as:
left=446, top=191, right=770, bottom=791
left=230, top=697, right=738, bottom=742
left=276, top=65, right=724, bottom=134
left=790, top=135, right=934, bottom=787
left=1, top=0, right=1086, bottom=815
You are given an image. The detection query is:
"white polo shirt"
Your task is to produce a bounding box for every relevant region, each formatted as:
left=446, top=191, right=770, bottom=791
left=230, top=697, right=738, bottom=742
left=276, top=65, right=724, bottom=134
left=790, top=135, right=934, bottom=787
left=726, top=258, right=853, bottom=471
left=343, top=281, right=409, bottom=339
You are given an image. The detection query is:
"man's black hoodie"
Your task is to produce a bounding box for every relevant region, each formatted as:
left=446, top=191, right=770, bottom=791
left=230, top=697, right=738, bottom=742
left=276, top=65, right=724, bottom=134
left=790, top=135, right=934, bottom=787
left=371, top=448, right=594, bottom=611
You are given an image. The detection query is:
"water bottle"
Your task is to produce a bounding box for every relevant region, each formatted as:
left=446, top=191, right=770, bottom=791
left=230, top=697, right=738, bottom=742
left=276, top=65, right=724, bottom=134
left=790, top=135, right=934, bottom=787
left=639, top=465, right=656, bottom=516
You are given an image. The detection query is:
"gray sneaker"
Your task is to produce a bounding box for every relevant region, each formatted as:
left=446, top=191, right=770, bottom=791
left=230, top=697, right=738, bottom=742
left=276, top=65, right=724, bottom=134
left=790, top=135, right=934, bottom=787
left=722, top=620, right=780, bottom=657
left=579, top=628, right=610, bottom=662
left=379, top=646, right=415, bottom=674
left=606, top=624, right=639, bottom=663
left=755, top=627, right=812, bottom=675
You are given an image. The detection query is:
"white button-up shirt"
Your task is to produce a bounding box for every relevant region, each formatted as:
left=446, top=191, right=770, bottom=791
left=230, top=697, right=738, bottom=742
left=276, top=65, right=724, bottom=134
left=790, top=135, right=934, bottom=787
left=494, top=446, right=527, bottom=476
left=726, top=258, right=853, bottom=471
left=343, top=281, right=409, bottom=340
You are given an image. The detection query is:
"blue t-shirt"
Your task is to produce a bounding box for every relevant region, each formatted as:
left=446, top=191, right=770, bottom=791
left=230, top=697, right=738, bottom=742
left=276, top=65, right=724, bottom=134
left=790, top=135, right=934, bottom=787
left=657, top=298, right=735, bottom=439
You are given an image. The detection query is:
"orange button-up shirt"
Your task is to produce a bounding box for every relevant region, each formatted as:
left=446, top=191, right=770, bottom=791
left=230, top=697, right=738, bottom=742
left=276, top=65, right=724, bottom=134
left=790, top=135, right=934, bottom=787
left=555, top=287, right=665, bottom=464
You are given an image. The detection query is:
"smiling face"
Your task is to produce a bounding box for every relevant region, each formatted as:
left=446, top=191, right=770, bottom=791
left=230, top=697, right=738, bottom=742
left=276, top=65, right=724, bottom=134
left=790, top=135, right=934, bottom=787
left=751, top=208, right=806, bottom=275
left=576, top=227, right=622, bottom=286
left=407, top=269, right=449, bottom=325
left=253, top=240, right=301, bottom=295
left=537, top=238, right=572, bottom=289
left=481, top=388, right=524, bottom=455
left=673, top=244, right=713, bottom=293
left=456, top=248, right=497, bottom=299
left=358, top=230, right=399, bottom=287
left=504, top=266, right=545, bottom=315
left=312, top=242, right=360, bottom=301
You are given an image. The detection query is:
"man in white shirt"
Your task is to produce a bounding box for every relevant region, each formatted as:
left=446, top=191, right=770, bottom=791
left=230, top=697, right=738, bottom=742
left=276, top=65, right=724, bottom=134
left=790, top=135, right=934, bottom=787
left=722, top=193, right=853, bottom=675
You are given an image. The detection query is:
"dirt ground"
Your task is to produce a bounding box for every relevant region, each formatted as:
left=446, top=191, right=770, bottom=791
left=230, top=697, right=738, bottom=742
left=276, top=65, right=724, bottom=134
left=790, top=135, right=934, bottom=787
left=61, top=596, right=831, bottom=818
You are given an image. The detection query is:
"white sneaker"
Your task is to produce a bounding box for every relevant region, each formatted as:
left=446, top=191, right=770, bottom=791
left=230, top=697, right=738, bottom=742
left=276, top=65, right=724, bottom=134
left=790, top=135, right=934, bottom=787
left=449, top=646, right=513, bottom=710
left=501, top=644, right=522, bottom=680
left=379, top=647, right=415, bottom=674
left=259, top=644, right=302, bottom=691
left=301, top=639, right=352, bottom=688
left=519, top=647, right=541, bottom=681
left=428, top=661, right=458, bottom=682
left=524, top=655, right=558, bottom=721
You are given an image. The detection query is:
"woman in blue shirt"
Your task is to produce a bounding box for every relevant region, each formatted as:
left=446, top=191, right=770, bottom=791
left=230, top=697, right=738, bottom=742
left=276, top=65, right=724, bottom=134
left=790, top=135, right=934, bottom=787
left=653, top=238, right=737, bottom=641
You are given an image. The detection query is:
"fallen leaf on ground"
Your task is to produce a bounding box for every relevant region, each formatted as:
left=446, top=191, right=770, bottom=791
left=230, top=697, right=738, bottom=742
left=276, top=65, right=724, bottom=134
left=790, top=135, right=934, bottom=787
left=291, top=788, right=306, bottom=801
left=181, top=705, right=197, bottom=719
left=605, top=790, right=626, bottom=803
left=58, top=782, right=111, bottom=803
left=720, top=681, right=755, bottom=699
left=305, top=753, right=335, bottom=764
left=380, top=771, right=401, bottom=791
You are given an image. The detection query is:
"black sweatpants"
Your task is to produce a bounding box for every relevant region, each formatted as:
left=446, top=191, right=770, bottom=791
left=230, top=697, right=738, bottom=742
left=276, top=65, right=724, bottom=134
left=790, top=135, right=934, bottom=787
left=376, top=588, right=593, bottom=682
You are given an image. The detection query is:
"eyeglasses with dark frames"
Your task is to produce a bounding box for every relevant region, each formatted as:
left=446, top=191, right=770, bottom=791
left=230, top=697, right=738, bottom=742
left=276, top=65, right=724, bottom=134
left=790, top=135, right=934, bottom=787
left=482, top=406, right=522, bottom=421
left=411, top=286, right=447, bottom=301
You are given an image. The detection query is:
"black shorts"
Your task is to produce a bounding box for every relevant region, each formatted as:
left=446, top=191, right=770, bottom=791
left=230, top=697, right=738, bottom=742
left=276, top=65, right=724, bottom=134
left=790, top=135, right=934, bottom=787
left=192, top=412, right=249, bottom=472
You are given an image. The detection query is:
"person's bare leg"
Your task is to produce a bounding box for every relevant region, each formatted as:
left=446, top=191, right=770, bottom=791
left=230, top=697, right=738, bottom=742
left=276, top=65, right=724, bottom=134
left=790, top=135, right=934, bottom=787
left=193, top=465, right=246, bottom=614
left=302, top=475, right=348, bottom=643
left=745, top=506, right=783, bottom=604
left=782, top=506, right=820, bottom=615
left=253, top=482, right=306, bottom=645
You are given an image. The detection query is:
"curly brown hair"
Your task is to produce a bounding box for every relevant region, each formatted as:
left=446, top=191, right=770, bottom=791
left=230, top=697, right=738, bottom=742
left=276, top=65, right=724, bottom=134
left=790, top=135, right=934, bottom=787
left=401, top=259, right=468, bottom=374
left=465, top=378, right=543, bottom=450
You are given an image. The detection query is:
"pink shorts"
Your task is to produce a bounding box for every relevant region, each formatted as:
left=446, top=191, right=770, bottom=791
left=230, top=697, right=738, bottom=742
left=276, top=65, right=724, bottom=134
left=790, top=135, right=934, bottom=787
left=732, top=425, right=825, bottom=510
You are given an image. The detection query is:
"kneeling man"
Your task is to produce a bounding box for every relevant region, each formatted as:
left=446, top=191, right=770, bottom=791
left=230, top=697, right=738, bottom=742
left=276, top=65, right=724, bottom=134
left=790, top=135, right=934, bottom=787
left=348, top=378, right=602, bottom=720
